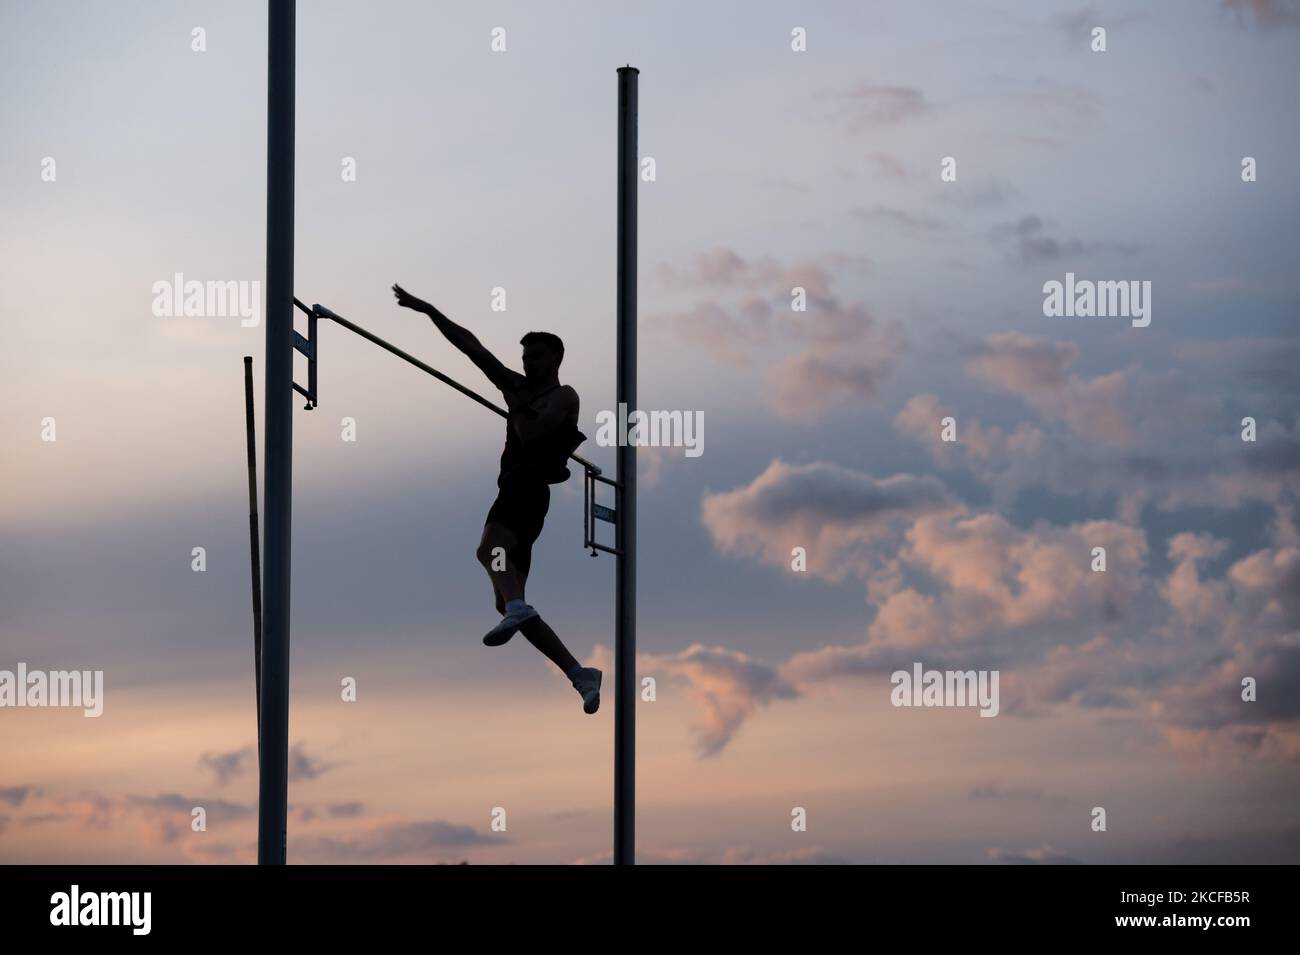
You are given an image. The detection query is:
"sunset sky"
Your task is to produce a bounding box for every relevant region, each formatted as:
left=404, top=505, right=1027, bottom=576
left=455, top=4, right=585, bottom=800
left=2, top=0, right=1299, bottom=864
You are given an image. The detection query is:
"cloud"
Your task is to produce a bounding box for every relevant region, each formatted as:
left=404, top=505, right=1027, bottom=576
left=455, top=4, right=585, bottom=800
left=10, top=787, right=253, bottom=848
left=1187, top=275, right=1250, bottom=294
left=851, top=205, right=947, bottom=234
left=573, top=844, right=852, bottom=865
left=1221, top=0, right=1300, bottom=29
left=989, top=215, right=1140, bottom=266
left=1146, top=530, right=1300, bottom=759
left=766, top=345, right=896, bottom=421
left=574, top=841, right=847, bottom=867
left=1155, top=643, right=1300, bottom=739
left=283, top=799, right=367, bottom=824
left=1176, top=337, right=1300, bottom=401
left=694, top=457, right=1257, bottom=741
left=701, top=458, right=1146, bottom=652
left=962, top=333, right=1135, bottom=446
left=199, top=747, right=254, bottom=786
left=183, top=841, right=248, bottom=864
left=693, top=456, right=1299, bottom=753
left=894, top=333, right=1300, bottom=519
left=655, top=248, right=835, bottom=298
left=628, top=445, right=1213, bottom=753
left=828, top=84, right=932, bottom=130
left=1, top=783, right=503, bottom=863
left=287, top=742, right=333, bottom=781
left=1057, top=6, right=1102, bottom=42
left=643, top=644, right=800, bottom=757
left=0, top=786, right=36, bottom=807
left=1160, top=532, right=1231, bottom=632
left=700, top=459, right=955, bottom=581
left=893, top=393, right=1046, bottom=480
left=901, top=402, right=1300, bottom=522
left=868, top=154, right=907, bottom=179
left=34, top=791, right=115, bottom=830
left=122, top=793, right=253, bottom=843
left=964, top=333, right=1077, bottom=393
left=1230, top=545, right=1300, bottom=626
left=659, top=299, right=773, bottom=368
left=767, top=296, right=903, bottom=420
left=1055, top=6, right=1141, bottom=47
left=638, top=444, right=679, bottom=489
left=294, top=819, right=497, bottom=863
left=864, top=510, right=1149, bottom=649
left=653, top=247, right=904, bottom=419
left=990, top=75, right=1104, bottom=126
left=969, top=783, right=1070, bottom=806
left=895, top=390, right=1114, bottom=512
left=988, top=844, right=1082, bottom=864
left=719, top=845, right=852, bottom=864
left=788, top=298, right=882, bottom=347
left=197, top=742, right=332, bottom=790
left=944, top=177, right=1021, bottom=210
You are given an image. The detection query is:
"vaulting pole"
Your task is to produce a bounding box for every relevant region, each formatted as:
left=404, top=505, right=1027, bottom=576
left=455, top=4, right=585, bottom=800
left=244, top=356, right=263, bottom=740
left=259, top=0, right=294, bottom=865
left=614, top=65, right=638, bottom=866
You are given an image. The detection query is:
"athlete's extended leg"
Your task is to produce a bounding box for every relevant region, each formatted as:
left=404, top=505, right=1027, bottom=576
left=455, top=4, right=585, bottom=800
left=518, top=615, right=601, bottom=714
left=518, top=615, right=578, bottom=673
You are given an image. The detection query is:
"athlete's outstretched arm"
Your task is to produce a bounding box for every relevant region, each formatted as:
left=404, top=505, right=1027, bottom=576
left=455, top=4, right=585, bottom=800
left=392, top=283, right=524, bottom=395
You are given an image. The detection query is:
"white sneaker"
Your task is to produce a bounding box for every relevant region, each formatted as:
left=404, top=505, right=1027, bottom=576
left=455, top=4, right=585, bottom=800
left=571, top=667, right=602, bottom=714
left=483, top=603, right=539, bottom=646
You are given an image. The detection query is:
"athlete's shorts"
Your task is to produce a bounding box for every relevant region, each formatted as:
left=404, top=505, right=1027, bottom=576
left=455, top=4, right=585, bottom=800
left=484, top=472, right=551, bottom=578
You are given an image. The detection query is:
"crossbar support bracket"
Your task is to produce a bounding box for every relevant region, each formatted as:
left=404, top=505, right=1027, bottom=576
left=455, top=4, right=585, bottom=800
left=291, top=297, right=317, bottom=409
left=585, top=466, right=622, bottom=556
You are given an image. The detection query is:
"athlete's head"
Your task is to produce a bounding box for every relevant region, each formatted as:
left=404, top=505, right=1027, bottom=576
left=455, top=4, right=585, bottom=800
left=520, top=331, right=564, bottom=381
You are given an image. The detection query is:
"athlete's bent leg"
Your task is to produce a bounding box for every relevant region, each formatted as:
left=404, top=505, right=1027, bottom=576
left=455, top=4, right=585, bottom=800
left=477, top=522, right=524, bottom=605
left=479, top=522, right=539, bottom=646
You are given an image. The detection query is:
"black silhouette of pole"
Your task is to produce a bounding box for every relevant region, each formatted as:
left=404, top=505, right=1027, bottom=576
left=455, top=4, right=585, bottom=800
left=243, top=356, right=263, bottom=740
left=259, top=0, right=294, bottom=866
left=615, top=65, right=638, bottom=867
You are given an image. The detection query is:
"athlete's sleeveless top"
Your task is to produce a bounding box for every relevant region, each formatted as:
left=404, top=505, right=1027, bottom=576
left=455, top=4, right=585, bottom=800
left=497, top=383, right=587, bottom=487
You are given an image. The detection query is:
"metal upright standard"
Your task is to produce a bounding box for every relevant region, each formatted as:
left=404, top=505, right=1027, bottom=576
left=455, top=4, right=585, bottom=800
left=614, top=66, right=638, bottom=867
left=259, top=0, right=294, bottom=866
left=253, top=0, right=638, bottom=864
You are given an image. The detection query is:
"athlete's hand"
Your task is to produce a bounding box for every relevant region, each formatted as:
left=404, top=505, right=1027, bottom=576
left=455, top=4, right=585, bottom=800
left=392, top=283, right=429, bottom=313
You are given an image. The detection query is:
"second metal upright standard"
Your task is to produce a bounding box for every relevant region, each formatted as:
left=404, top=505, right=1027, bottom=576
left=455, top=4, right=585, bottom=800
left=614, top=65, right=638, bottom=867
